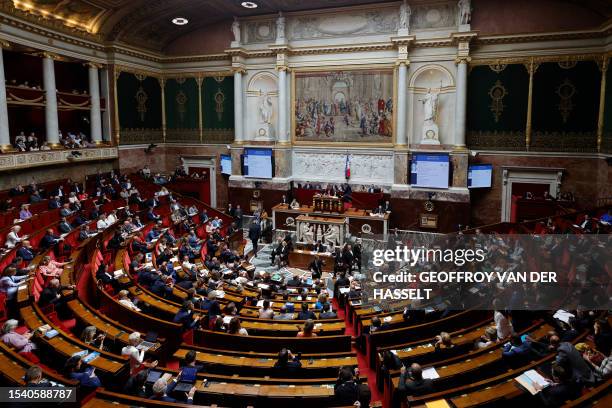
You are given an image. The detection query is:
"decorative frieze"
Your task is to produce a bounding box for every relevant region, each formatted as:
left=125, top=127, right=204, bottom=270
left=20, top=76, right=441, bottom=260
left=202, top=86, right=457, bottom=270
left=0, top=147, right=118, bottom=172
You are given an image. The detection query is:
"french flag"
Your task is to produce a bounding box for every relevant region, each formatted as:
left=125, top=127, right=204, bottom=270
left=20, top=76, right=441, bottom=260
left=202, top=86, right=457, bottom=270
left=345, top=154, right=351, bottom=180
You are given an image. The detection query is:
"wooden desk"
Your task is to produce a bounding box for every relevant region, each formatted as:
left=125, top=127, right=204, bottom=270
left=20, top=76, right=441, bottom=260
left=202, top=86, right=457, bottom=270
left=288, top=249, right=334, bottom=272
left=272, top=204, right=389, bottom=238
left=173, top=348, right=357, bottom=377
left=20, top=306, right=126, bottom=375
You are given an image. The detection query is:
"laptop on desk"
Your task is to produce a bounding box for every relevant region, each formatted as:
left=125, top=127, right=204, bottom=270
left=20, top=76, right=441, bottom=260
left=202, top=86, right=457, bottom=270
left=173, top=367, right=198, bottom=392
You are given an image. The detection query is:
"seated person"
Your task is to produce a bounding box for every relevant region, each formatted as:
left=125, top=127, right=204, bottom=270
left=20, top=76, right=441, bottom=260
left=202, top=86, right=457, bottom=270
left=297, top=319, right=317, bottom=337
left=64, top=355, right=102, bottom=388
left=258, top=299, right=275, bottom=319
left=25, top=366, right=51, bottom=387
left=536, top=363, right=581, bottom=406
left=39, top=256, right=69, bottom=279
left=297, top=302, right=316, bottom=320
left=150, top=377, right=196, bottom=403
left=274, top=348, right=302, bottom=375
left=1, top=319, right=37, bottom=355
left=398, top=363, right=434, bottom=397
left=39, top=229, right=61, bottom=251
left=117, top=289, right=141, bottom=311
left=19, top=204, right=32, bottom=220
left=173, top=301, right=202, bottom=331
left=6, top=225, right=26, bottom=249
left=0, top=267, right=30, bottom=301
left=319, top=303, right=337, bottom=319
left=274, top=305, right=294, bottom=320
left=227, top=317, right=248, bottom=336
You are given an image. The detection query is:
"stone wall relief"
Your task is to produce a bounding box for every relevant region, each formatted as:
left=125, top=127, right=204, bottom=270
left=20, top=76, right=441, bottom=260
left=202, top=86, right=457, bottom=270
left=292, top=151, right=394, bottom=184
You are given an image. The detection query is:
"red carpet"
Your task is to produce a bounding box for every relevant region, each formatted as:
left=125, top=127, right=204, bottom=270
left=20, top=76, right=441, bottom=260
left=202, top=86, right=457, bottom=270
left=334, top=299, right=382, bottom=404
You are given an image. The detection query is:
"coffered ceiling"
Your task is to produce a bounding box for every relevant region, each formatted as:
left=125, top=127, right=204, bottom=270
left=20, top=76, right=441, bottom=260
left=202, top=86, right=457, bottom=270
left=2, top=0, right=611, bottom=52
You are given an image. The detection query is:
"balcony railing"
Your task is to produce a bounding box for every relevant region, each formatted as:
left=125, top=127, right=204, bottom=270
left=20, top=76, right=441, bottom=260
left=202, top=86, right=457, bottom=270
left=0, top=146, right=118, bottom=172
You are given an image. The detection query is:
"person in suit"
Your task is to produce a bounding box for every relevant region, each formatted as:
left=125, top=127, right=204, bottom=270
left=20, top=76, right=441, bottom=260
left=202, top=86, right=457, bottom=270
left=382, top=200, right=392, bottom=212
left=334, top=366, right=363, bottom=406
left=64, top=355, right=102, bottom=388
left=25, top=366, right=51, bottom=387
left=58, top=217, right=72, bottom=234
left=320, top=303, right=337, bottom=319
left=233, top=204, right=243, bottom=229
left=16, top=240, right=35, bottom=263
left=39, top=229, right=61, bottom=251
left=373, top=204, right=385, bottom=215
left=150, top=377, right=196, bottom=403
left=48, top=196, right=61, bottom=209
left=313, top=240, right=326, bottom=253
left=550, top=335, right=595, bottom=384
left=173, top=301, right=202, bottom=331
left=274, top=348, right=302, bottom=375
left=308, top=255, right=324, bottom=280
left=248, top=220, right=261, bottom=257
left=297, top=302, right=317, bottom=320
left=398, top=363, right=434, bottom=397
left=59, top=203, right=73, bottom=217
left=342, top=244, right=354, bottom=274
left=536, top=363, right=581, bottom=406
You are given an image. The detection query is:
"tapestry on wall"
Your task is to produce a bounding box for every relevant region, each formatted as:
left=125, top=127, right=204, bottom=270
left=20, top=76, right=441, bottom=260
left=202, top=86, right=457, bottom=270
left=293, top=69, right=394, bottom=144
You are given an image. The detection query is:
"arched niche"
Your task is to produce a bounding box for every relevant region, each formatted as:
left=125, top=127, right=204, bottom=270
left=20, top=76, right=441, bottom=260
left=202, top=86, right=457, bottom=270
left=407, top=64, right=456, bottom=145
left=246, top=71, right=278, bottom=141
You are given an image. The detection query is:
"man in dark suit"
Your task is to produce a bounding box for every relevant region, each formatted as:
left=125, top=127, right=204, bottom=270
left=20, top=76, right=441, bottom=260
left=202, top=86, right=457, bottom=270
left=48, top=196, right=61, bottom=209
left=313, top=240, right=327, bottom=253
left=342, top=244, right=354, bottom=273
left=353, top=240, right=362, bottom=272
left=39, top=229, right=61, bottom=251
left=308, top=255, right=324, bottom=280
left=234, top=204, right=243, bottom=229
left=537, top=363, right=581, bottom=406
left=297, top=302, right=316, bottom=320
left=248, top=220, right=261, bottom=257
left=398, top=363, right=434, bottom=397
left=382, top=200, right=392, bottom=213
left=58, top=217, right=72, bottom=234
left=550, top=336, right=595, bottom=384
left=17, top=240, right=35, bottom=263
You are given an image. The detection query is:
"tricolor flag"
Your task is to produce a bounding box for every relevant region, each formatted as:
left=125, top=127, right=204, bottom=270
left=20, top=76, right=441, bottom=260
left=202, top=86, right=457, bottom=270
left=345, top=154, right=351, bottom=180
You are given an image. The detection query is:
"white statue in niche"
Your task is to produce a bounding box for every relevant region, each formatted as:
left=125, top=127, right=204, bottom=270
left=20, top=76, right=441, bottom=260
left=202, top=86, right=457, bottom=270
left=276, top=12, right=286, bottom=43
left=419, top=88, right=441, bottom=144
left=458, top=0, right=472, bottom=26
left=259, top=93, right=273, bottom=124
left=231, top=17, right=241, bottom=45
left=256, top=92, right=275, bottom=139
left=399, top=0, right=411, bottom=34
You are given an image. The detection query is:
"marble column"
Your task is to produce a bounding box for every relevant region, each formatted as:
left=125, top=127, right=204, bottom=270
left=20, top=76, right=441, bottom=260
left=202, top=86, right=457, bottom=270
left=454, top=57, right=468, bottom=147
left=277, top=67, right=288, bottom=143
left=0, top=45, right=10, bottom=150
left=88, top=64, right=103, bottom=143
left=396, top=62, right=408, bottom=146
left=100, top=67, right=111, bottom=142
left=233, top=69, right=244, bottom=143
left=43, top=54, right=59, bottom=146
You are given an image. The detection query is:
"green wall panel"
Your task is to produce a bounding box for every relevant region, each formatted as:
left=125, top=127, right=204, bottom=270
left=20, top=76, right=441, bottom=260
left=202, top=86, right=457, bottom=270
left=532, top=61, right=599, bottom=133
left=202, top=76, right=234, bottom=130
left=118, top=73, right=162, bottom=130
left=467, top=64, right=528, bottom=132
left=165, top=78, right=198, bottom=130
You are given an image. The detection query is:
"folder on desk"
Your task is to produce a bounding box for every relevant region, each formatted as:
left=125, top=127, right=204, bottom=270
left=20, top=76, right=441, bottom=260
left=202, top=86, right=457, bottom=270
left=422, top=367, right=440, bottom=379
left=515, top=369, right=549, bottom=395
